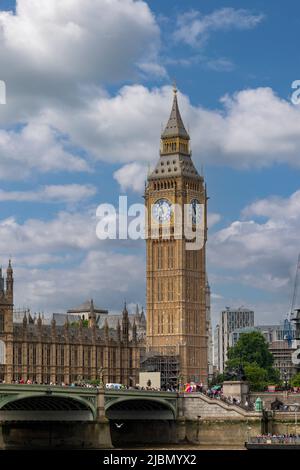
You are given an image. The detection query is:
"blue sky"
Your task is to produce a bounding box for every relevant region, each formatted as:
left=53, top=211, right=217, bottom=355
left=0, top=0, right=300, bottom=326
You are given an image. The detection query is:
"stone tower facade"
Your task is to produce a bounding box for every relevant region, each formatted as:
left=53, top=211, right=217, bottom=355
left=0, top=260, right=14, bottom=383
left=145, top=87, right=208, bottom=384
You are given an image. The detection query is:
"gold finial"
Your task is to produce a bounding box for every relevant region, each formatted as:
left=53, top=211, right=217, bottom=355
left=173, top=79, right=177, bottom=94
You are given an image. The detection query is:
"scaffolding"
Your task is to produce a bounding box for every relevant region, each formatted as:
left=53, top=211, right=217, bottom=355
left=140, top=352, right=180, bottom=389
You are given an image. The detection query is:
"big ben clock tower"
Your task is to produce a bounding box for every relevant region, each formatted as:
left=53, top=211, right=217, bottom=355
left=145, top=86, right=208, bottom=384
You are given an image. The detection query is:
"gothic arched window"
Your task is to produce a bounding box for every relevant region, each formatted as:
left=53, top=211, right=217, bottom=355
left=0, top=312, right=4, bottom=333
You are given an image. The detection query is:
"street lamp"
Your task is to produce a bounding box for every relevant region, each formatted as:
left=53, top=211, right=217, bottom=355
left=177, top=374, right=184, bottom=392
left=283, top=369, right=288, bottom=392
left=290, top=403, right=299, bottom=435
left=98, top=367, right=107, bottom=390
left=196, top=415, right=201, bottom=441
left=247, top=426, right=252, bottom=443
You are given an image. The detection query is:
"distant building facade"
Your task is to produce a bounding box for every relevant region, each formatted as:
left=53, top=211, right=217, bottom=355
left=229, top=322, right=296, bottom=348
left=206, top=278, right=213, bottom=381
left=53, top=301, right=146, bottom=341
left=0, top=262, right=142, bottom=386
left=215, top=307, right=255, bottom=373
left=269, top=340, right=297, bottom=380
left=213, top=324, right=220, bottom=371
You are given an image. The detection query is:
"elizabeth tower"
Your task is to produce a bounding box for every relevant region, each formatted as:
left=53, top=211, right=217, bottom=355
left=145, top=87, right=208, bottom=384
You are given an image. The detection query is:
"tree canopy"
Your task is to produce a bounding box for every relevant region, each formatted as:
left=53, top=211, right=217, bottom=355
left=225, top=331, right=280, bottom=391
left=227, top=331, right=274, bottom=369
left=291, top=373, right=300, bottom=388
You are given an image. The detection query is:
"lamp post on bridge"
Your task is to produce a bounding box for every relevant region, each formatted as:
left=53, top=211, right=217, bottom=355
left=291, top=403, right=299, bottom=435
left=177, top=373, right=184, bottom=393
left=98, top=367, right=107, bottom=390
left=283, top=369, right=288, bottom=397
left=196, top=415, right=201, bottom=442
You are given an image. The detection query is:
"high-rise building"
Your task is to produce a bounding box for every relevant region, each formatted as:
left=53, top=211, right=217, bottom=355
left=215, top=307, right=254, bottom=373
left=145, top=86, right=208, bottom=383
left=213, top=324, right=220, bottom=371
left=206, top=278, right=213, bottom=381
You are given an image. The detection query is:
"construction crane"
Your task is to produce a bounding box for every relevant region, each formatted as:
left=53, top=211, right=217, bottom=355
left=288, top=254, right=300, bottom=353
left=289, top=253, right=300, bottom=320
left=282, top=255, right=300, bottom=348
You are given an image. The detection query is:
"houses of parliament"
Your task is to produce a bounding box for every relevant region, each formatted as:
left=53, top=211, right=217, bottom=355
left=0, top=88, right=210, bottom=386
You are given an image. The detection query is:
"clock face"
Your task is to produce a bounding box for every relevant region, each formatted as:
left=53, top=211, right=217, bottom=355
left=190, top=199, right=202, bottom=225
left=152, top=198, right=172, bottom=223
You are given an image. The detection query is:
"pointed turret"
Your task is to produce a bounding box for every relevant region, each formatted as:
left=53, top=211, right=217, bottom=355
left=51, top=316, right=56, bottom=336
left=88, top=298, right=96, bottom=328
left=135, top=304, right=140, bottom=323
left=161, top=84, right=189, bottom=140
left=37, top=312, right=42, bottom=329
left=6, top=259, right=13, bottom=302
left=117, top=319, right=121, bottom=342
left=140, top=306, right=145, bottom=321
left=104, top=318, right=109, bottom=342
left=122, top=302, right=129, bottom=343
left=64, top=315, right=69, bottom=331
left=149, top=85, right=199, bottom=180
left=22, top=311, right=27, bottom=329
left=132, top=318, right=137, bottom=343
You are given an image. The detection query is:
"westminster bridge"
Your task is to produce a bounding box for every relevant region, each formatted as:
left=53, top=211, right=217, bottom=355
left=0, top=384, right=296, bottom=448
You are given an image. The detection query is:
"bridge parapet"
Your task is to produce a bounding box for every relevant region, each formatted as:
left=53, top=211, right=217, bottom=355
left=178, top=392, right=261, bottom=420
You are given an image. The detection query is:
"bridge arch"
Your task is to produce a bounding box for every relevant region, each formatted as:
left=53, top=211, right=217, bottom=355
left=105, top=396, right=176, bottom=420
left=0, top=393, right=96, bottom=421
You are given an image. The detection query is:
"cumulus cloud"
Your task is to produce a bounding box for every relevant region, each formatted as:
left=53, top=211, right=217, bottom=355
left=174, top=8, right=264, bottom=47
left=0, top=121, right=90, bottom=179
left=0, top=184, right=97, bottom=204
left=15, top=250, right=145, bottom=314
left=0, top=210, right=145, bottom=313
left=0, top=212, right=98, bottom=255
left=209, top=189, right=300, bottom=294
left=114, top=162, right=147, bottom=193
left=0, top=0, right=160, bottom=113
left=93, top=85, right=300, bottom=191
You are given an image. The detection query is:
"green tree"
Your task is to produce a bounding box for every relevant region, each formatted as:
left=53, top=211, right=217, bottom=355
left=225, top=331, right=280, bottom=391
left=291, top=373, right=300, bottom=388
left=227, top=331, right=274, bottom=369
left=243, top=363, right=268, bottom=391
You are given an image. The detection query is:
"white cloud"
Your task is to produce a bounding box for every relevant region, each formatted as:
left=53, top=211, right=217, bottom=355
left=0, top=0, right=160, bottom=96
left=0, top=184, right=97, bottom=203
left=114, top=162, right=147, bottom=193
left=242, top=191, right=300, bottom=220
left=209, top=189, right=300, bottom=294
left=0, top=121, right=90, bottom=179
left=0, top=211, right=98, bottom=255
left=174, top=8, right=264, bottom=47
left=0, top=209, right=145, bottom=313
left=208, top=213, right=221, bottom=228
left=90, top=85, right=300, bottom=192
left=14, top=250, right=145, bottom=314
